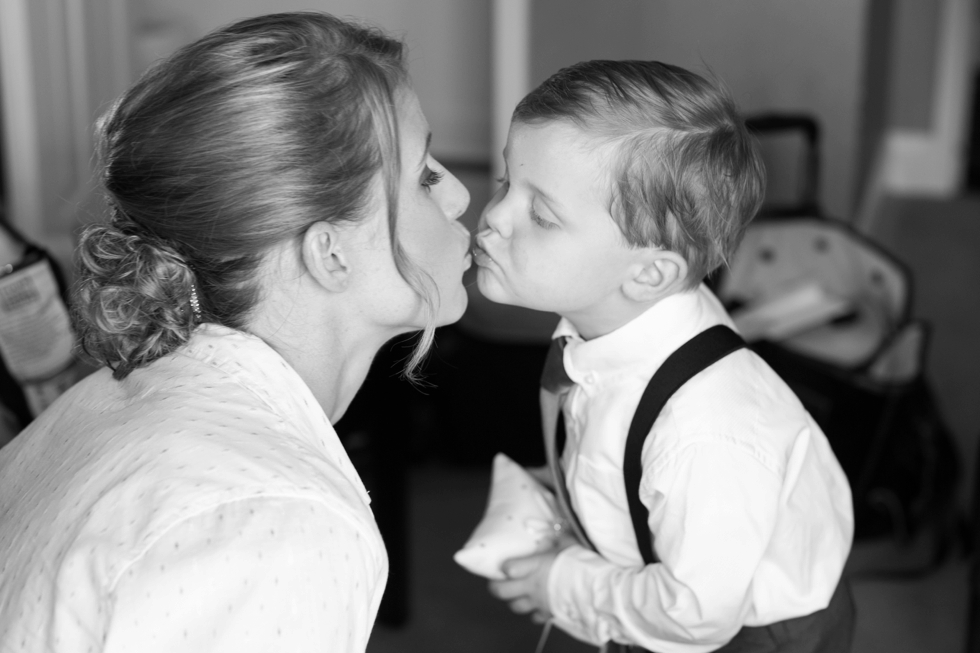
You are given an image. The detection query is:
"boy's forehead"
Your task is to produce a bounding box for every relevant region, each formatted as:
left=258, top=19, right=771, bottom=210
left=508, top=118, right=592, bottom=147
left=508, top=120, right=610, bottom=168
left=506, top=119, right=619, bottom=206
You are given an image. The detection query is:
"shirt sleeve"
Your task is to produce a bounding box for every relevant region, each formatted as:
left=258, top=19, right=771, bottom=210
left=103, top=496, right=387, bottom=653
left=547, top=440, right=781, bottom=653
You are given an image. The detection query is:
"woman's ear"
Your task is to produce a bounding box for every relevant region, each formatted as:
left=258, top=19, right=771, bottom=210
left=301, top=221, right=351, bottom=293
left=623, top=249, right=690, bottom=302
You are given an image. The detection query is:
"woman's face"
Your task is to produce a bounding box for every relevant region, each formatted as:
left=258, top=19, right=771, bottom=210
left=366, top=88, right=472, bottom=330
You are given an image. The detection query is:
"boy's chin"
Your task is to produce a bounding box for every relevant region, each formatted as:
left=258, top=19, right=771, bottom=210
left=473, top=277, right=553, bottom=317
left=474, top=271, right=520, bottom=307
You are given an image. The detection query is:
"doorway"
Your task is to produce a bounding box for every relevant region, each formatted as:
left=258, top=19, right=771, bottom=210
left=967, top=71, right=980, bottom=191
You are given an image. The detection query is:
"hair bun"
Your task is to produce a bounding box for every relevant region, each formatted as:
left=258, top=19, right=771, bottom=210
left=73, top=218, right=199, bottom=379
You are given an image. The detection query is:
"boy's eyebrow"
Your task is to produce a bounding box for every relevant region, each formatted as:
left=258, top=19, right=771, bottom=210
left=502, top=144, right=564, bottom=211
left=529, top=181, right=564, bottom=210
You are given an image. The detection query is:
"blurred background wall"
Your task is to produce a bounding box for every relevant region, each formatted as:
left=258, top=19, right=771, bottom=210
left=127, top=0, right=960, bottom=222
left=130, top=0, right=492, bottom=164
left=3, top=0, right=972, bottom=261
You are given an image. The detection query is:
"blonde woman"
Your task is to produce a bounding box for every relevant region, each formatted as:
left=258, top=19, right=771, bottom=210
left=0, top=12, right=471, bottom=653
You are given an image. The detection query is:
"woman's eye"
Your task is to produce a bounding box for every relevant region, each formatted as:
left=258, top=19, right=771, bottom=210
left=530, top=206, right=556, bottom=229
left=421, top=167, right=444, bottom=191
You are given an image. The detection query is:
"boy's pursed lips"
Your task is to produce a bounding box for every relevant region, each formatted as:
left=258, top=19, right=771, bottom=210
left=471, top=236, right=495, bottom=267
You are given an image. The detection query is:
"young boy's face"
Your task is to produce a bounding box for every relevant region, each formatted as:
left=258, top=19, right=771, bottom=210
left=473, top=120, right=644, bottom=323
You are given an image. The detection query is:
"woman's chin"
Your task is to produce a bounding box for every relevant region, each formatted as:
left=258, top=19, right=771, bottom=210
left=436, top=288, right=470, bottom=327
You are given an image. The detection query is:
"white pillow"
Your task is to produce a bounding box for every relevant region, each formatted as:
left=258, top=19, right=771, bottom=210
left=453, top=452, right=560, bottom=580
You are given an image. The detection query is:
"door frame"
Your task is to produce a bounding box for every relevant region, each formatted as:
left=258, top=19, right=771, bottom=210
left=0, top=0, right=131, bottom=264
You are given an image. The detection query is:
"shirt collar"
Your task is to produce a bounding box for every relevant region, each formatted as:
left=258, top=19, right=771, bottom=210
left=177, top=324, right=368, bottom=498
left=553, top=285, right=729, bottom=382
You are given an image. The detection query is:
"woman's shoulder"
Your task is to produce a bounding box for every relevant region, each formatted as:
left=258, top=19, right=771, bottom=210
left=76, top=373, right=371, bottom=575
left=59, top=326, right=318, bottom=440
left=0, top=348, right=373, bottom=602
left=22, top=329, right=366, bottom=534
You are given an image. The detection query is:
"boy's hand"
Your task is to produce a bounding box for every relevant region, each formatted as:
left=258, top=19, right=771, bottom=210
left=488, top=544, right=564, bottom=624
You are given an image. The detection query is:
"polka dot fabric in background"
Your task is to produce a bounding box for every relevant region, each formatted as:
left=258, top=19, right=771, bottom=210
left=0, top=325, right=387, bottom=652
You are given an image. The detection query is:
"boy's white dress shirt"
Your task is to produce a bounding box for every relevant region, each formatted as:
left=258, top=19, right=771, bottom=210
left=0, top=324, right=387, bottom=653
left=546, top=285, right=853, bottom=653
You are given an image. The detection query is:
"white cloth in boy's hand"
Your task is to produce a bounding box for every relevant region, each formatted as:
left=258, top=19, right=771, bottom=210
left=454, top=453, right=561, bottom=580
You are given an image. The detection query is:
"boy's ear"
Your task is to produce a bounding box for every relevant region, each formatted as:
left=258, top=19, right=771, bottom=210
left=301, top=221, right=351, bottom=292
left=623, top=249, right=689, bottom=302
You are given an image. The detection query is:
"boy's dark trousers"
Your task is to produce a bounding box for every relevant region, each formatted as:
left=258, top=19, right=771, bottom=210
left=609, top=578, right=856, bottom=653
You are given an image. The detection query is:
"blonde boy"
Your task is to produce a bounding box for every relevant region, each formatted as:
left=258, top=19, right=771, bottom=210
left=473, top=60, right=854, bottom=653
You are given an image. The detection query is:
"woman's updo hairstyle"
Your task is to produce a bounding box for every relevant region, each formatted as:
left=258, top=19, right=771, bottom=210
left=75, top=11, right=437, bottom=380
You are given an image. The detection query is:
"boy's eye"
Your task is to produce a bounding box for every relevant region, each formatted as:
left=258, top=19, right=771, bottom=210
left=530, top=206, right=556, bottom=230
left=421, top=167, right=444, bottom=192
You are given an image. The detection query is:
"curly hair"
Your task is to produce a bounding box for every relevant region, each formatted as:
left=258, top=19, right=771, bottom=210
left=513, top=60, right=765, bottom=288
left=74, top=223, right=198, bottom=377
left=74, top=12, right=438, bottom=380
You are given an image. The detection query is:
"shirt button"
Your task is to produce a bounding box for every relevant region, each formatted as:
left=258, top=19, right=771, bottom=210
left=584, top=373, right=596, bottom=384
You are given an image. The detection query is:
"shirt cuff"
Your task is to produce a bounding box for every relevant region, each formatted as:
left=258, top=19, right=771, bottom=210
left=547, top=545, right=626, bottom=646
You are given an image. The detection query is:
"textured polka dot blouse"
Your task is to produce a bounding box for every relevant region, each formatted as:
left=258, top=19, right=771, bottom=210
left=0, top=324, right=388, bottom=652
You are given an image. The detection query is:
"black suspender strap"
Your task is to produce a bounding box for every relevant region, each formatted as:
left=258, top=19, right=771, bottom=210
left=624, top=325, right=746, bottom=565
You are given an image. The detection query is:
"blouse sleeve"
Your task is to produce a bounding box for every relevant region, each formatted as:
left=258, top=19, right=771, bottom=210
left=103, top=496, right=387, bottom=653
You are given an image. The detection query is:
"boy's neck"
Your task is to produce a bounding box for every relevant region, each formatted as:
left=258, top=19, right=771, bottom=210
left=562, top=286, right=690, bottom=341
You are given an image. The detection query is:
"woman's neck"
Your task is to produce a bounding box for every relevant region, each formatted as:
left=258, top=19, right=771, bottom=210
left=246, top=281, right=399, bottom=423
left=274, top=331, right=380, bottom=423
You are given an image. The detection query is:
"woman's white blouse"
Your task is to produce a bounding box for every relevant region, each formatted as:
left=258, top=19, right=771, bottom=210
left=0, top=325, right=388, bottom=653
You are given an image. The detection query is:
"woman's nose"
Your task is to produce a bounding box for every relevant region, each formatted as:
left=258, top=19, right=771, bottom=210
left=442, top=171, right=470, bottom=222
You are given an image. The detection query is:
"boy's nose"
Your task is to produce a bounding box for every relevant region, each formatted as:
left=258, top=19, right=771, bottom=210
left=480, top=191, right=511, bottom=238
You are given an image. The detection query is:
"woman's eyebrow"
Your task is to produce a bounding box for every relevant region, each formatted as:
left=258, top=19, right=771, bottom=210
left=418, top=132, right=432, bottom=170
